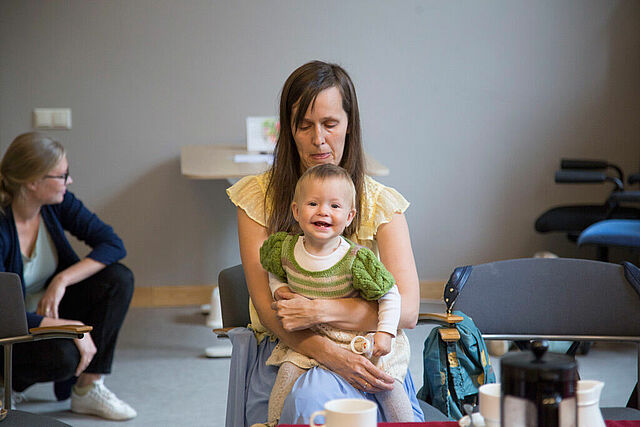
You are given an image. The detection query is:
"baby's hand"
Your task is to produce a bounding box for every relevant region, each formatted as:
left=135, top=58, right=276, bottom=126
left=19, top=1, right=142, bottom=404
left=371, top=332, right=393, bottom=358
left=273, top=286, right=294, bottom=301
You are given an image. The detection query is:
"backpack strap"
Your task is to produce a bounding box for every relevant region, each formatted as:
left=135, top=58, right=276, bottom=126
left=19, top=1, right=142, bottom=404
left=443, top=265, right=473, bottom=313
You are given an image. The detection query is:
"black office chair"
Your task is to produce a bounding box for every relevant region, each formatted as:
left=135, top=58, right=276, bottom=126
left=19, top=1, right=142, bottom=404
left=535, top=159, right=640, bottom=258
left=214, top=264, right=450, bottom=424
left=419, top=258, right=640, bottom=420
left=0, top=272, right=91, bottom=425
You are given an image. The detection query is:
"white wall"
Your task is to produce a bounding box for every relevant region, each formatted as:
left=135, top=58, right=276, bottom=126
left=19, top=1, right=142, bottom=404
left=1, top=1, right=639, bottom=286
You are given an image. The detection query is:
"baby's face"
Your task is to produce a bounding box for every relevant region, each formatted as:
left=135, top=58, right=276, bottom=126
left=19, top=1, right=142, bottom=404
left=292, top=177, right=355, bottom=244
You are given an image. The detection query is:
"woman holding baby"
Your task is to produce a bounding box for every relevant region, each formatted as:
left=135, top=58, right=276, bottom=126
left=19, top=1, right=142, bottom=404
left=227, top=60, right=447, bottom=424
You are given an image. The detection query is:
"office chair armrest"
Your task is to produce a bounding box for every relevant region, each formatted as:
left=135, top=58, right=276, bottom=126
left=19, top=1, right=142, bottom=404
left=213, top=327, right=237, bottom=338
left=608, top=190, right=640, bottom=204
left=29, top=325, right=93, bottom=335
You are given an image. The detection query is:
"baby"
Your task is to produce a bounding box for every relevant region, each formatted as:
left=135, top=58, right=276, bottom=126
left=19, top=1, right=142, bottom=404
left=253, top=163, right=412, bottom=426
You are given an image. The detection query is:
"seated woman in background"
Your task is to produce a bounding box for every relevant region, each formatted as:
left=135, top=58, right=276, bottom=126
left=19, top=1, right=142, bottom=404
left=0, top=132, right=136, bottom=421
left=226, top=61, right=448, bottom=424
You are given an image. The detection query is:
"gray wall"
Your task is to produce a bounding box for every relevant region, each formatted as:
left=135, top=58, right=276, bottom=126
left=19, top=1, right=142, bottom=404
left=1, top=1, right=639, bottom=286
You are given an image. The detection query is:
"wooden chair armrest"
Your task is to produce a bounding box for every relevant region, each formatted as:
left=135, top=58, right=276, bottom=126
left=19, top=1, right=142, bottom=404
left=418, top=313, right=463, bottom=342
left=418, top=312, right=464, bottom=324
left=438, top=328, right=461, bottom=342
left=29, top=325, right=93, bottom=335
left=213, top=327, right=236, bottom=338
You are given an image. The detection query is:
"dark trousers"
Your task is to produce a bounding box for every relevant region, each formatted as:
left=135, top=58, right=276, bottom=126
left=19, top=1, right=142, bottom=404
left=1, top=263, right=134, bottom=392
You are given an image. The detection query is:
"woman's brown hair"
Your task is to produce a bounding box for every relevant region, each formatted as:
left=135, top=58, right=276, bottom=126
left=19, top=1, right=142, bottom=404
left=266, top=61, right=365, bottom=237
left=0, top=132, right=65, bottom=209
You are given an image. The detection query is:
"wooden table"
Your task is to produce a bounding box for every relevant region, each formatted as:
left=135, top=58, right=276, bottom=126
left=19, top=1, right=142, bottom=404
left=180, top=145, right=389, bottom=180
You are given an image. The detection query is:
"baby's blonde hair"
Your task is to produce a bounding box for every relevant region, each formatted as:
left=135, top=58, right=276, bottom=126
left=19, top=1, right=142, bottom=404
left=293, top=164, right=357, bottom=211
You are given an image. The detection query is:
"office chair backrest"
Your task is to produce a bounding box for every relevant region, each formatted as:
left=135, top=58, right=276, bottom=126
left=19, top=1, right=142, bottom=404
left=0, top=272, right=29, bottom=339
left=218, top=265, right=251, bottom=328
left=450, top=258, right=640, bottom=337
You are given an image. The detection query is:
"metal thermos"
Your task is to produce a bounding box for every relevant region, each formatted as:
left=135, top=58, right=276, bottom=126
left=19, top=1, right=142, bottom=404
left=501, top=340, right=578, bottom=427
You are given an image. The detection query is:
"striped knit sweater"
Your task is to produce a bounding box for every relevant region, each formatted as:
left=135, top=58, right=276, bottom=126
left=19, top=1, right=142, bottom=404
left=260, top=232, right=395, bottom=301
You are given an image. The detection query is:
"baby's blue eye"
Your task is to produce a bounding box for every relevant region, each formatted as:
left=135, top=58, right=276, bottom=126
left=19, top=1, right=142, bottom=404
left=331, top=204, right=340, bottom=209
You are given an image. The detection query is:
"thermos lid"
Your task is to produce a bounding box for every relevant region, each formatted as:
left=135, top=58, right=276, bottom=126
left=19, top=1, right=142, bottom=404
left=501, top=341, right=577, bottom=395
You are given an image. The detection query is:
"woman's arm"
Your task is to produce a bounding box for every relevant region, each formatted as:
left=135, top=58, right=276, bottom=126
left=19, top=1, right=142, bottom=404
left=376, top=212, right=420, bottom=329
left=237, top=208, right=394, bottom=393
left=37, top=258, right=106, bottom=318
left=38, top=315, right=97, bottom=376
left=56, top=191, right=126, bottom=264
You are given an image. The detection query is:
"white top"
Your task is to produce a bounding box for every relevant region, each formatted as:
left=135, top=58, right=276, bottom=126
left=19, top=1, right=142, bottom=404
left=268, top=236, right=401, bottom=336
left=22, top=219, right=58, bottom=312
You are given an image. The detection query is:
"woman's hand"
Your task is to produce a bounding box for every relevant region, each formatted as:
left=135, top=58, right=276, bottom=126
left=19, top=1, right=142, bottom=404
left=321, top=346, right=395, bottom=394
left=271, top=292, right=321, bottom=331
left=37, top=274, right=68, bottom=319
left=38, top=316, right=96, bottom=376
left=73, top=333, right=97, bottom=376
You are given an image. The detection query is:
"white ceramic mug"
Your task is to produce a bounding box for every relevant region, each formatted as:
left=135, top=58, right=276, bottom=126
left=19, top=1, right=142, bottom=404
left=479, top=383, right=501, bottom=427
left=309, top=398, right=377, bottom=427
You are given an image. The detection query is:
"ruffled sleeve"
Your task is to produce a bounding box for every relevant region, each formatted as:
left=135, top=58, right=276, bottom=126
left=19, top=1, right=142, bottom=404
left=259, top=231, right=288, bottom=282
left=357, top=176, right=410, bottom=243
left=351, top=246, right=395, bottom=301
left=226, top=173, right=270, bottom=227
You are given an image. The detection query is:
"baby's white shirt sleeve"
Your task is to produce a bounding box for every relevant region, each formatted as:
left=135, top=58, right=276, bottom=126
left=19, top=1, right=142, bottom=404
left=377, top=285, right=401, bottom=336
left=268, top=272, right=288, bottom=298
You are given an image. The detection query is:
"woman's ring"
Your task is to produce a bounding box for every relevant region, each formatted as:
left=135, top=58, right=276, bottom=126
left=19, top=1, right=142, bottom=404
left=363, top=381, right=370, bottom=389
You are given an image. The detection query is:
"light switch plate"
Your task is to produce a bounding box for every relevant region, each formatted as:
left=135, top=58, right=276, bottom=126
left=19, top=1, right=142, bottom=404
left=33, top=109, right=53, bottom=128
left=33, top=108, right=72, bottom=129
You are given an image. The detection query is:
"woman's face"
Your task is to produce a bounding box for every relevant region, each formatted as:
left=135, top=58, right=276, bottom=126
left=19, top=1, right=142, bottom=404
left=31, top=155, right=72, bottom=205
left=292, top=86, right=349, bottom=171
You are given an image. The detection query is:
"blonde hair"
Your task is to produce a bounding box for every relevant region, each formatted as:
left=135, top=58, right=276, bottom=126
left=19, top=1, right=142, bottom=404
left=293, top=164, right=357, bottom=234
left=0, top=132, right=65, bottom=208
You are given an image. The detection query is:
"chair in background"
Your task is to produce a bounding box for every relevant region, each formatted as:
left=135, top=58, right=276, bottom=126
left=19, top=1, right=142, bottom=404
left=578, top=190, right=640, bottom=255
left=217, top=265, right=251, bottom=331
left=214, top=264, right=450, bottom=424
left=535, top=158, right=640, bottom=261
left=0, top=272, right=92, bottom=426
left=419, top=257, right=640, bottom=420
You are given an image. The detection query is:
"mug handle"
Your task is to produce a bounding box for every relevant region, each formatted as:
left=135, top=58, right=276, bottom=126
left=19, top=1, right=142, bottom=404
left=309, top=409, right=326, bottom=427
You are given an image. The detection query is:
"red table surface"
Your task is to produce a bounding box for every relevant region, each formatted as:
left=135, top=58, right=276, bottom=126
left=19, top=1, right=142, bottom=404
left=279, top=421, right=640, bottom=426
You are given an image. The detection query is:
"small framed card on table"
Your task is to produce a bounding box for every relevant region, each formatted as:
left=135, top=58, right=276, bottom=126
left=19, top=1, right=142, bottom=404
left=246, top=116, right=279, bottom=153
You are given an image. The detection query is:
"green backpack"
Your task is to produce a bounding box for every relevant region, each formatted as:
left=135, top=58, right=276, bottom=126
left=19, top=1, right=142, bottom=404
left=417, top=311, right=496, bottom=420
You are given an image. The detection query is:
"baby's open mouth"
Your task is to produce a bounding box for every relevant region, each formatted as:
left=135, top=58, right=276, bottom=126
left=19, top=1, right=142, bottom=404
left=313, top=221, right=332, bottom=228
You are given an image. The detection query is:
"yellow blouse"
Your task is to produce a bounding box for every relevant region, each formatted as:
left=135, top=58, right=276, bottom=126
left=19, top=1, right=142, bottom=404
left=226, top=172, right=410, bottom=340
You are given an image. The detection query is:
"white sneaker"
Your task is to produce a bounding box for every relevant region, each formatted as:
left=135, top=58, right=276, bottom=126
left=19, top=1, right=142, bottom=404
left=0, top=386, right=26, bottom=410
left=71, top=379, right=137, bottom=420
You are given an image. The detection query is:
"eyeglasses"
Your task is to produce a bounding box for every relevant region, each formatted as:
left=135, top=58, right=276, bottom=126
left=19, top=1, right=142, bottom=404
left=44, top=170, right=70, bottom=184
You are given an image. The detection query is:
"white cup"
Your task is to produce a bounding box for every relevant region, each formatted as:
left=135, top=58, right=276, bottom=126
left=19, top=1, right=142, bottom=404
left=479, top=383, right=501, bottom=427
left=459, top=413, right=487, bottom=426
left=309, top=398, right=377, bottom=427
